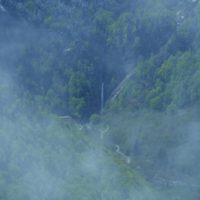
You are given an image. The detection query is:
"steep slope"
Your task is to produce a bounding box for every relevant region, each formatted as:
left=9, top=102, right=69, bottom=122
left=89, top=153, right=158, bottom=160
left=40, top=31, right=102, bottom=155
left=107, top=0, right=200, bottom=113
left=0, top=112, right=162, bottom=200
left=98, top=109, right=200, bottom=200
left=3, top=0, right=196, bottom=118
left=1, top=1, right=200, bottom=200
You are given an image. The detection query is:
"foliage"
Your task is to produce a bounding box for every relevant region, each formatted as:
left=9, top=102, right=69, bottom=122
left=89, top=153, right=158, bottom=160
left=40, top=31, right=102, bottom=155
left=3, top=0, right=200, bottom=118
left=1, top=1, right=200, bottom=199
left=0, top=112, right=160, bottom=200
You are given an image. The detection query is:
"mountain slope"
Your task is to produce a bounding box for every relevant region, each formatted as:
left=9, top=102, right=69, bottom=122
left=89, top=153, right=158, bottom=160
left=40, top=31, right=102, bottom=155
left=0, top=112, right=162, bottom=200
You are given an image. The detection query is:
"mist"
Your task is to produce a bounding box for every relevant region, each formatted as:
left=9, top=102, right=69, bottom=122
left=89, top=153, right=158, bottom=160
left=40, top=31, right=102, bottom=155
left=1, top=0, right=200, bottom=200
left=0, top=92, right=162, bottom=199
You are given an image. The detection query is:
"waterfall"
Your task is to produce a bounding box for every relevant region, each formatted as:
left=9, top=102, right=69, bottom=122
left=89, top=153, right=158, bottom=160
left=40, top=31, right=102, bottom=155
left=101, top=82, right=104, bottom=113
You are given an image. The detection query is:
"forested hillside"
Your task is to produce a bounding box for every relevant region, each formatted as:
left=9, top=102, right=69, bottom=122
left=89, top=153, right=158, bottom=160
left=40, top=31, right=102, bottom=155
left=1, top=0, right=200, bottom=199
left=2, top=0, right=200, bottom=118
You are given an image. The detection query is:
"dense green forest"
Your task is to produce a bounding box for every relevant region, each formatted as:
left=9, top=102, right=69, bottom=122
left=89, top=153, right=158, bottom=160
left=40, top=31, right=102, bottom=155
left=1, top=0, right=200, bottom=199
left=1, top=0, right=200, bottom=118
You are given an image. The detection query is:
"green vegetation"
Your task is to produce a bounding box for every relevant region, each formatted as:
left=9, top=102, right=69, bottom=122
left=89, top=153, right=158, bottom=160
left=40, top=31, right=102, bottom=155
left=0, top=0, right=198, bottom=118
left=0, top=112, right=161, bottom=200
left=1, top=0, right=200, bottom=118
left=1, top=0, right=200, bottom=199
